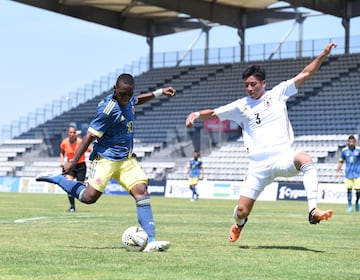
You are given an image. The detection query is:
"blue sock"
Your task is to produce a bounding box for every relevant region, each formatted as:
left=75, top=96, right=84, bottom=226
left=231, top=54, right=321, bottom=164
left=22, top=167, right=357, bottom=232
left=347, top=190, right=352, bottom=207
left=192, top=188, right=197, bottom=199
left=57, top=177, right=86, bottom=199
left=136, top=196, right=155, bottom=242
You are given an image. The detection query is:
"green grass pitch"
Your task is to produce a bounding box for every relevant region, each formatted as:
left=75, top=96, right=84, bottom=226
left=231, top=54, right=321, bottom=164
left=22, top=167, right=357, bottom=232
left=0, top=192, right=359, bottom=279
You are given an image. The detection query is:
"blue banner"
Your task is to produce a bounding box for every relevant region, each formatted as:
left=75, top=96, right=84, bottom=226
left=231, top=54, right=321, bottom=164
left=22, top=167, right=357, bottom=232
left=277, top=182, right=307, bottom=201
left=0, top=177, right=20, bottom=192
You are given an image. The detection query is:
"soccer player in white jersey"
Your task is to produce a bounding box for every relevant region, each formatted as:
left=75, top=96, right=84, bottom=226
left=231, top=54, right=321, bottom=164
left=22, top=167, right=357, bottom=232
left=186, top=42, right=337, bottom=243
left=37, top=73, right=175, bottom=252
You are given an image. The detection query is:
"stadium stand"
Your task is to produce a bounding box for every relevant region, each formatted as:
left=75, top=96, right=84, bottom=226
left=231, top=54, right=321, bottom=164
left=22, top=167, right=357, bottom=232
left=167, top=134, right=350, bottom=183
left=12, top=53, right=360, bottom=144
left=0, top=53, right=359, bottom=182
left=0, top=138, right=47, bottom=176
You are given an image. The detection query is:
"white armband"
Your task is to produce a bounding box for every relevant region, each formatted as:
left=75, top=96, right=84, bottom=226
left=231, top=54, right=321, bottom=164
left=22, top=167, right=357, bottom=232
left=152, top=89, right=163, bottom=98
left=193, top=112, right=200, bottom=119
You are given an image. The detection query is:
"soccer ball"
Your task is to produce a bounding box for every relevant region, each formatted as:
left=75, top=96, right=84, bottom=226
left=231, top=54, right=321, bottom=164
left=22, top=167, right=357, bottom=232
left=121, top=226, right=149, bottom=252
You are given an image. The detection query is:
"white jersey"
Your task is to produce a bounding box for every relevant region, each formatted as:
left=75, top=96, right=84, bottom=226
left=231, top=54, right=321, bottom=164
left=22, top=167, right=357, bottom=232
left=215, top=79, right=298, bottom=157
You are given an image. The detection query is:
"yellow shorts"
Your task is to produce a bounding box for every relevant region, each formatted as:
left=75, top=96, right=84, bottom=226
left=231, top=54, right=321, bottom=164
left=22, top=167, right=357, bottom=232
left=189, top=177, right=199, bottom=186
left=345, top=178, right=360, bottom=190
left=88, top=156, right=148, bottom=193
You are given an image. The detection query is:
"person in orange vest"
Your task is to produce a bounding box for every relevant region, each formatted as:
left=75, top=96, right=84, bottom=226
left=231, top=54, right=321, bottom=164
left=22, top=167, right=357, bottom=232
left=60, top=123, right=91, bottom=212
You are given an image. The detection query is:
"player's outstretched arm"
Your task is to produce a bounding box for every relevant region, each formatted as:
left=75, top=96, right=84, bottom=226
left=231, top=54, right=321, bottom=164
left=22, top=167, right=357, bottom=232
left=62, top=132, right=95, bottom=174
left=294, top=42, right=337, bottom=89
left=186, top=109, right=217, bottom=128
left=136, top=87, right=176, bottom=105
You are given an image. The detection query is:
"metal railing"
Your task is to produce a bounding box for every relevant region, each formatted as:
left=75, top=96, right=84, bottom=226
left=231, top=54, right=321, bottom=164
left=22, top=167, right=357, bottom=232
left=1, top=35, right=359, bottom=144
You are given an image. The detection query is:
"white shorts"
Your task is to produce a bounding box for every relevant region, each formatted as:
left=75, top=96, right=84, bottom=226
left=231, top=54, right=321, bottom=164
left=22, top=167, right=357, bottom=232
left=241, top=148, right=299, bottom=200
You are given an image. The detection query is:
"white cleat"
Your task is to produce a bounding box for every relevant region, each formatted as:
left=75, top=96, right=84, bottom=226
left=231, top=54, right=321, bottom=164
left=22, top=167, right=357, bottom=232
left=143, top=241, right=170, bottom=252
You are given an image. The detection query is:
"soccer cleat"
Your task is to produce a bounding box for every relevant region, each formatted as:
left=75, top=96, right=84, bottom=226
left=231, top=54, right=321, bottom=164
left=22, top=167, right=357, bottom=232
left=347, top=206, right=353, bottom=212
left=229, top=218, right=247, bottom=242
left=67, top=208, right=75, bottom=212
left=142, top=240, right=170, bottom=252
left=308, top=208, right=333, bottom=224
left=35, top=171, right=64, bottom=184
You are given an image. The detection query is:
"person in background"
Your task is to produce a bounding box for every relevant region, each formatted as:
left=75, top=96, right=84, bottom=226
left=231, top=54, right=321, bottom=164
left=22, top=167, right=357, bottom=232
left=60, top=123, right=91, bottom=212
left=186, top=151, right=204, bottom=201
left=36, top=73, right=176, bottom=252
left=335, top=135, right=360, bottom=212
left=186, top=42, right=337, bottom=243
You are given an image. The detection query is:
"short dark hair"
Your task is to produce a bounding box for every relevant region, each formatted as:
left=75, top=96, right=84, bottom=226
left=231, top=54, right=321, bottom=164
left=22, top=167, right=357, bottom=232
left=116, top=73, right=135, bottom=87
left=348, top=135, right=356, bottom=141
left=68, top=122, right=77, bottom=129
left=242, top=65, right=266, bottom=81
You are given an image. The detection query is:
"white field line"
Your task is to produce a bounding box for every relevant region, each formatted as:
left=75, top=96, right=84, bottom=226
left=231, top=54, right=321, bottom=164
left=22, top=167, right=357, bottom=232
left=14, top=217, right=47, bottom=223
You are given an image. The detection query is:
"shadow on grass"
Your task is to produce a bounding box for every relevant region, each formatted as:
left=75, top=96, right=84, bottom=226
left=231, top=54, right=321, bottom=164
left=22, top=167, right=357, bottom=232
left=71, top=245, right=124, bottom=250
left=239, top=245, right=324, bottom=253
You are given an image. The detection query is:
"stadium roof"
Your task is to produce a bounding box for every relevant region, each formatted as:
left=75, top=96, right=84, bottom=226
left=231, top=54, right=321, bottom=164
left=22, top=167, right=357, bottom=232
left=11, top=0, right=360, bottom=62
left=12, top=0, right=359, bottom=37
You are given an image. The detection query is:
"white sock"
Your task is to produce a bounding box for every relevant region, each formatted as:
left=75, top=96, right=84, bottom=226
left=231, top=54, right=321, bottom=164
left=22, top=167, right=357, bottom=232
left=233, top=205, right=246, bottom=226
left=301, top=162, right=318, bottom=212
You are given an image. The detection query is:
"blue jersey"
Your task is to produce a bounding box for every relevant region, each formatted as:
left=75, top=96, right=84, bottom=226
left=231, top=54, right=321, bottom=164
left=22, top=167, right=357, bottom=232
left=189, top=158, right=203, bottom=178
left=339, top=146, right=360, bottom=178
left=88, top=93, right=137, bottom=161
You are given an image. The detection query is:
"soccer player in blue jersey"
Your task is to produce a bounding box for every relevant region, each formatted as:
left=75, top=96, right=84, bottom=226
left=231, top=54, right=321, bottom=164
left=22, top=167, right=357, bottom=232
left=335, top=135, right=360, bottom=212
left=36, top=73, right=176, bottom=252
left=186, top=151, right=204, bottom=201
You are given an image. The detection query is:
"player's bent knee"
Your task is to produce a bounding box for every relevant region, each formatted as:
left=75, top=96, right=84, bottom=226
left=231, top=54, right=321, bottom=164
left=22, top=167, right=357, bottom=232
left=79, top=187, right=102, bottom=204
left=81, top=196, right=99, bottom=204
left=237, top=206, right=250, bottom=218
left=130, top=183, right=149, bottom=198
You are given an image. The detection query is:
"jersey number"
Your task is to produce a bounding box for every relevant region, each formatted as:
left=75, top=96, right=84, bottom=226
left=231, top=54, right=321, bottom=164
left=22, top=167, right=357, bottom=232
left=127, top=121, right=134, bottom=133
left=255, top=113, right=261, bottom=124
